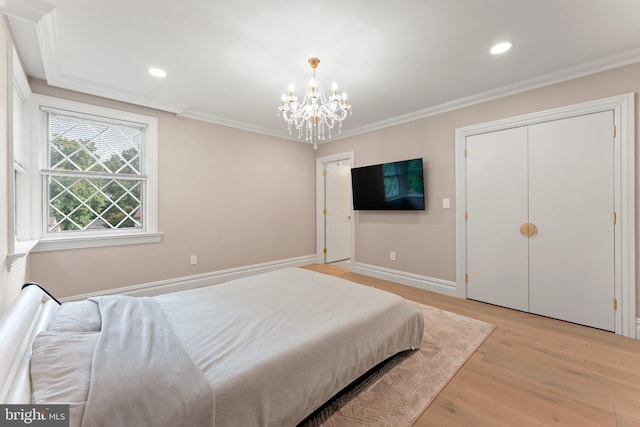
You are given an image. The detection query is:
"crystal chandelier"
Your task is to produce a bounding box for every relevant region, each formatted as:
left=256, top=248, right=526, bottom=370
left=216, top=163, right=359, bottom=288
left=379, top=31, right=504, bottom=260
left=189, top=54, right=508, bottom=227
left=278, top=57, right=351, bottom=149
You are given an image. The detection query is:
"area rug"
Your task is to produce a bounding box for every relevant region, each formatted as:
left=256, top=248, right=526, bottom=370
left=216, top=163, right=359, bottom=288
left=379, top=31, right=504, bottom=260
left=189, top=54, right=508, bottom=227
left=300, top=303, right=495, bottom=427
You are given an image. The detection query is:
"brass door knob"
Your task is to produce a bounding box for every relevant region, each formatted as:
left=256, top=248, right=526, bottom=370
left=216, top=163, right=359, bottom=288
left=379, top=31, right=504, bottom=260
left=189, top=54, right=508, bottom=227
left=520, top=223, right=538, bottom=237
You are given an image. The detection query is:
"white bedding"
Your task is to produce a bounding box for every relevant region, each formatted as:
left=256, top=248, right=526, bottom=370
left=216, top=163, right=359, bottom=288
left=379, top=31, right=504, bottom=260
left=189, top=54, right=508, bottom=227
left=31, top=267, right=424, bottom=426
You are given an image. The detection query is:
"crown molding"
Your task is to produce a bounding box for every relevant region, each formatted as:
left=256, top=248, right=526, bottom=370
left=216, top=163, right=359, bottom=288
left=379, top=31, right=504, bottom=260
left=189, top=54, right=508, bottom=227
left=35, top=7, right=58, bottom=79
left=178, top=109, right=338, bottom=150
left=45, top=71, right=192, bottom=114
left=3, top=1, right=191, bottom=115
left=339, top=48, right=640, bottom=139
left=10, top=1, right=640, bottom=140
left=177, top=108, right=293, bottom=140
left=39, top=14, right=190, bottom=115
left=0, top=0, right=53, bottom=23
left=181, top=47, right=640, bottom=140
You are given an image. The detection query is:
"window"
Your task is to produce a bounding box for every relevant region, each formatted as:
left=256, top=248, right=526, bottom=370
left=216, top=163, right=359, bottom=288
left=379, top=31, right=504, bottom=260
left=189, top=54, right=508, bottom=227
left=43, top=111, right=144, bottom=232
left=7, top=44, right=36, bottom=270
left=31, top=95, right=162, bottom=252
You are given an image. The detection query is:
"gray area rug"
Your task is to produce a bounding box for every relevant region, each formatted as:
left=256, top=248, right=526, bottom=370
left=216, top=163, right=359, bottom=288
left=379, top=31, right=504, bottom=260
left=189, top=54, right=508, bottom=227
left=301, top=303, right=495, bottom=426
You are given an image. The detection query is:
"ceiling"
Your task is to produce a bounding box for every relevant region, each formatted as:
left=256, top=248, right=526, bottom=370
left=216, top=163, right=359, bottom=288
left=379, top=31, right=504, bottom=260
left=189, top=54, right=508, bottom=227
left=4, top=0, right=640, bottom=142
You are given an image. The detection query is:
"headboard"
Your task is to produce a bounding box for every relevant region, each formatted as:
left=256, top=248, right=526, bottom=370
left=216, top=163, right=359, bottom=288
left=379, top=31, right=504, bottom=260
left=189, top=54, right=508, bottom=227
left=0, top=285, right=60, bottom=403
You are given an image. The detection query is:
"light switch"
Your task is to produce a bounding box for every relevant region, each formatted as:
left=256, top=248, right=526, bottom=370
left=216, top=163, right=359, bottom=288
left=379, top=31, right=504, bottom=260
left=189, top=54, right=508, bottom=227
left=442, top=198, right=450, bottom=209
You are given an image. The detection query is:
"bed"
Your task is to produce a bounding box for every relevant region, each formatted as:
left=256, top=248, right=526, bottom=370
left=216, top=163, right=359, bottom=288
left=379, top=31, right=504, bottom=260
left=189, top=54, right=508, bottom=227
left=0, top=267, right=424, bottom=426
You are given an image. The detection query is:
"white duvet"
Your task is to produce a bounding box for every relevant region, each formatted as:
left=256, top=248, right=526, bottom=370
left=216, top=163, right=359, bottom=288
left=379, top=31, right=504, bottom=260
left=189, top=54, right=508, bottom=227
left=31, top=268, right=424, bottom=426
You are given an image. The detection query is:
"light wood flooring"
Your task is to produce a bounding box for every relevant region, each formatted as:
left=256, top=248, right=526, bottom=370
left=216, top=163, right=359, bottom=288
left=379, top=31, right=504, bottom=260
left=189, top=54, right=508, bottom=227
left=303, top=264, right=640, bottom=427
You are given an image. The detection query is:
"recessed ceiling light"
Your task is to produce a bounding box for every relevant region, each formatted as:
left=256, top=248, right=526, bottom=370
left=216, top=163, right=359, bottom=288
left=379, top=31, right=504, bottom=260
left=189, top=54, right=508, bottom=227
left=148, top=67, right=167, bottom=78
left=490, top=42, right=513, bottom=55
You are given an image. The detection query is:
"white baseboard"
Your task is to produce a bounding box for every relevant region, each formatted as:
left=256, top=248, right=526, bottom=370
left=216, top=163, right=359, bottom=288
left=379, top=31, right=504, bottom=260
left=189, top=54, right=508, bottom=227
left=60, top=255, right=318, bottom=302
left=353, top=263, right=640, bottom=339
left=353, top=262, right=457, bottom=297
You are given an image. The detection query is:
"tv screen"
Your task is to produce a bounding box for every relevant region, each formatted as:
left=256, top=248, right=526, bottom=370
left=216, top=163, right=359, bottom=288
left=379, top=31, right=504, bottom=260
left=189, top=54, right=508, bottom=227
left=351, top=158, right=425, bottom=210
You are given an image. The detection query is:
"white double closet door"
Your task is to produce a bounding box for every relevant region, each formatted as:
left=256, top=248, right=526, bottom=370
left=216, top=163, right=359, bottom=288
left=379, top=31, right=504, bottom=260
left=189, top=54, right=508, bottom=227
left=466, top=111, right=615, bottom=331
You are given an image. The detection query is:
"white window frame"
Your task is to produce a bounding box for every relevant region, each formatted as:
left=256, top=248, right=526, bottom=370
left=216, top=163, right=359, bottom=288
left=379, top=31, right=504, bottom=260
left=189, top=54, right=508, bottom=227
left=7, top=43, right=37, bottom=270
left=30, top=94, right=163, bottom=252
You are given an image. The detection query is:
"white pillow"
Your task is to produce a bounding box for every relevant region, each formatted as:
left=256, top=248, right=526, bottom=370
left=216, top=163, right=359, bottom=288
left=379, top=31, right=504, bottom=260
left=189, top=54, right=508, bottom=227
left=48, top=301, right=101, bottom=332
left=31, top=331, right=98, bottom=426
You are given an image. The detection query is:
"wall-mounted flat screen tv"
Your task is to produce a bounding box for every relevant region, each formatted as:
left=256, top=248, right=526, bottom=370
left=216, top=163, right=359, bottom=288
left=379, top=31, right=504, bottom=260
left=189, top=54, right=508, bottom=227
left=351, top=158, right=425, bottom=210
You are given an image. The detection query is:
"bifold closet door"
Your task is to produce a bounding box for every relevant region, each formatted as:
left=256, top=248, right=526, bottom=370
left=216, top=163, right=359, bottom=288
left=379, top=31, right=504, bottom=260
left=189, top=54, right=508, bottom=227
left=528, top=111, right=615, bottom=331
left=466, top=126, right=529, bottom=311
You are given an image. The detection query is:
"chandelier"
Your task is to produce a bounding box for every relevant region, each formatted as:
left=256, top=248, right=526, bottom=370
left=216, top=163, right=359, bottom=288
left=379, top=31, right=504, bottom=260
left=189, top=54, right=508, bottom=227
left=278, top=57, right=351, bottom=149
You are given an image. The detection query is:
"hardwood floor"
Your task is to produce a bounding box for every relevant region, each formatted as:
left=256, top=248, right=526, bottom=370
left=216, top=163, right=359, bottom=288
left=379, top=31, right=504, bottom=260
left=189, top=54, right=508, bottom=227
left=303, top=264, right=640, bottom=427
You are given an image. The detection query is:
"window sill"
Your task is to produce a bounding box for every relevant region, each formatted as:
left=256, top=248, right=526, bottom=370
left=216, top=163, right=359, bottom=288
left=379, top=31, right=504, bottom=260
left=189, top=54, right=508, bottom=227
left=32, top=232, right=164, bottom=252
left=7, top=239, right=40, bottom=271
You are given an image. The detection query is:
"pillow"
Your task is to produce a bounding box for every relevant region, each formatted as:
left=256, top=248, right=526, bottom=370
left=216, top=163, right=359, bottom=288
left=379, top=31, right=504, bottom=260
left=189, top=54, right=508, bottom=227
left=48, top=301, right=101, bottom=332
left=31, top=331, right=98, bottom=422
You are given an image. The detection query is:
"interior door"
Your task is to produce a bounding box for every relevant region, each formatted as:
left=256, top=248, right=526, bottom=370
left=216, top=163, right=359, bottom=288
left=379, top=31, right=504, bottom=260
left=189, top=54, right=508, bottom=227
left=466, top=126, right=529, bottom=311
left=528, top=111, right=615, bottom=331
left=324, top=160, right=352, bottom=263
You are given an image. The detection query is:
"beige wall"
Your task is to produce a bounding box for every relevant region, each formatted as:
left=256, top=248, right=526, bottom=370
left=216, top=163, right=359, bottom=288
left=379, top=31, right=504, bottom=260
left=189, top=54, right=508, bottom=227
left=26, top=82, right=316, bottom=298
left=316, top=62, right=640, bottom=311
left=0, top=17, right=29, bottom=312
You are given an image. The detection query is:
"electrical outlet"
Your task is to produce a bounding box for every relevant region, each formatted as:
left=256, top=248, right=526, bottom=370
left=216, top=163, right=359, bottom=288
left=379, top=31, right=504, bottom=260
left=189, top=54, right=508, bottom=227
left=190, top=255, right=197, bottom=265
left=390, top=251, right=396, bottom=261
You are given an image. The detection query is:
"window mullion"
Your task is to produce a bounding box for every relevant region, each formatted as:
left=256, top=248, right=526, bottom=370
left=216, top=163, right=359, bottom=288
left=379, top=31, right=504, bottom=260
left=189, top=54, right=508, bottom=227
left=42, top=169, right=147, bottom=181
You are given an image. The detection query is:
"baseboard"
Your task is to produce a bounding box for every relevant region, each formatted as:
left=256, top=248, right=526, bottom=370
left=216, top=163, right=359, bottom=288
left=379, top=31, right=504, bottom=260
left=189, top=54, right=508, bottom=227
left=353, top=263, right=457, bottom=297
left=636, top=318, right=640, bottom=339
left=60, top=255, right=317, bottom=302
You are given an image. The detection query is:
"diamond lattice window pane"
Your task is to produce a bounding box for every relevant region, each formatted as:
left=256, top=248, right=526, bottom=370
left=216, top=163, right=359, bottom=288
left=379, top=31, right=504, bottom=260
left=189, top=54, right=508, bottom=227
left=44, top=110, right=146, bottom=233
left=47, top=113, right=142, bottom=174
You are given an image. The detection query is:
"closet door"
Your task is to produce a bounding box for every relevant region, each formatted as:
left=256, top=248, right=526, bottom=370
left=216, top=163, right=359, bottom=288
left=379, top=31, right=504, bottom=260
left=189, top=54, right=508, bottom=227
left=466, top=127, right=529, bottom=311
left=528, top=111, right=615, bottom=331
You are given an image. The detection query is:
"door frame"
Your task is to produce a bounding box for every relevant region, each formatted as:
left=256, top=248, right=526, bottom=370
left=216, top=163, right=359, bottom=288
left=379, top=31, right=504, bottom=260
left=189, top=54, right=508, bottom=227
left=315, top=151, right=355, bottom=266
left=455, top=93, right=636, bottom=338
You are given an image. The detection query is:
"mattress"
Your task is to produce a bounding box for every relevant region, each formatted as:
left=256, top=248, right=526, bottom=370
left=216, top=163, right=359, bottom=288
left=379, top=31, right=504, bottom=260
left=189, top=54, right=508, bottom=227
left=30, top=267, right=424, bottom=426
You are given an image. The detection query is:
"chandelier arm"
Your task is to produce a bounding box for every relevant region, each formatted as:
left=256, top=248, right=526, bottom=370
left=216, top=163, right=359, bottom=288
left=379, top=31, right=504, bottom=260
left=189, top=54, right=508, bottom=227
left=277, top=57, right=350, bottom=147
left=333, top=109, right=348, bottom=121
